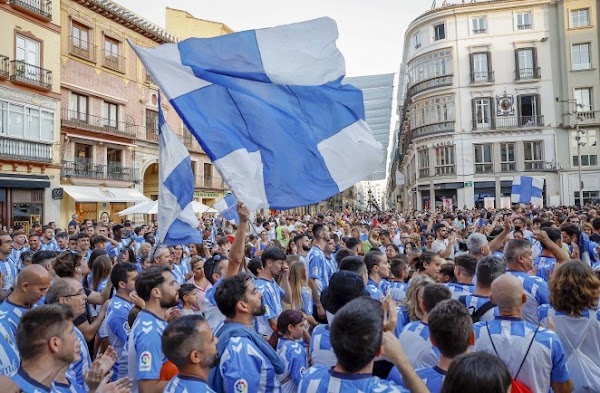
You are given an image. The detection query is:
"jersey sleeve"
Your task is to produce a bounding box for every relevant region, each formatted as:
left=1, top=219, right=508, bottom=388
left=220, top=339, right=264, bottom=393
left=107, top=306, right=130, bottom=343
left=536, top=280, right=550, bottom=305
left=308, top=254, right=322, bottom=280
left=549, top=333, right=571, bottom=383
left=135, top=331, right=163, bottom=380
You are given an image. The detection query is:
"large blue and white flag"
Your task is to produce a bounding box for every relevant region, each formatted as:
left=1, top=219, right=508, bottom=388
left=157, top=93, right=202, bottom=246
left=130, top=17, right=382, bottom=211
left=511, top=176, right=544, bottom=206
left=213, top=194, right=240, bottom=224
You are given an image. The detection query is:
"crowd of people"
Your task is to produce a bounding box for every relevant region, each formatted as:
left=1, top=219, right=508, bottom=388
left=1, top=202, right=600, bottom=392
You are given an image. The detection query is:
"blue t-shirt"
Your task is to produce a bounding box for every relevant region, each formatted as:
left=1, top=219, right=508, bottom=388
left=388, top=281, right=408, bottom=304
left=0, top=323, right=19, bottom=376
left=67, top=326, right=91, bottom=391
left=534, top=255, right=557, bottom=282
left=254, top=277, right=285, bottom=336
left=0, top=259, right=18, bottom=291
left=398, top=321, right=440, bottom=369
left=106, top=295, right=134, bottom=380
left=11, top=367, right=52, bottom=393
left=445, top=282, right=475, bottom=300
left=308, top=246, right=329, bottom=297
left=277, top=338, right=308, bottom=393
left=39, top=238, right=59, bottom=252
left=459, top=294, right=498, bottom=322
left=128, top=310, right=167, bottom=392
left=366, top=279, right=384, bottom=301
left=388, top=365, right=445, bottom=393
left=0, top=299, right=29, bottom=340
left=309, top=324, right=335, bottom=367
left=506, top=270, right=549, bottom=324
left=219, top=335, right=281, bottom=393
left=299, top=366, right=406, bottom=392
left=164, top=375, right=216, bottom=393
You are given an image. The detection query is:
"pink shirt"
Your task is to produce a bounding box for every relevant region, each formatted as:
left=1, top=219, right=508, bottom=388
left=187, top=277, right=212, bottom=312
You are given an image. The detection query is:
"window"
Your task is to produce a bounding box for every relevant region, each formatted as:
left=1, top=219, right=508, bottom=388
left=500, top=143, right=516, bottom=171
left=410, top=95, right=455, bottom=131
left=15, top=35, right=41, bottom=84
left=570, top=8, right=590, bottom=28
left=518, top=94, right=541, bottom=126
left=433, top=23, right=445, bottom=41
left=572, top=43, right=591, bottom=70
left=145, top=109, right=158, bottom=136
left=574, top=88, right=592, bottom=113
left=103, top=36, right=120, bottom=71
left=414, top=32, right=422, bottom=50
left=474, top=144, right=493, bottom=173
left=472, top=97, right=493, bottom=130
left=470, top=52, right=491, bottom=82
left=434, top=146, right=455, bottom=175
left=70, top=22, right=91, bottom=59
left=103, top=101, right=118, bottom=128
left=515, top=48, right=538, bottom=79
left=418, top=149, right=430, bottom=178
left=407, top=49, right=452, bottom=86
left=571, top=130, right=598, bottom=166
left=524, top=141, right=543, bottom=170
left=69, top=93, right=88, bottom=122
left=472, top=17, right=487, bottom=34
left=0, top=98, right=53, bottom=141
left=204, top=163, right=213, bottom=186
left=574, top=191, right=599, bottom=205
left=516, top=12, right=532, bottom=30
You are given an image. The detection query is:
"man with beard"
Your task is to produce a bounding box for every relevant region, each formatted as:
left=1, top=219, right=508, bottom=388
left=129, top=266, right=180, bottom=393
left=209, top=273, right=285, bottom=393
left=294, top=233, right=311, bottom=267
left=162, top=315, right=219, bottom=392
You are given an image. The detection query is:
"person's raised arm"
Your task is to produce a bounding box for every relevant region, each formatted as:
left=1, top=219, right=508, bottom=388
left=225, top=202, right=250, bottom=277
left=534, top=230, right=570, bottom=264
left=381, top=332, right=428, bottom=393
left=488, top=217, right=512, bottom=253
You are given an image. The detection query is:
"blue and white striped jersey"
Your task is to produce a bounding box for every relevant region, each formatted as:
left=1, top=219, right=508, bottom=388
left=445, top=282, right=475, bottom=300
left=39, top=239, right=59, bottom=251
left=473, top=316, right=570, bottom=393
left=460, top=294, right=498, bottom=322
left=398, top=321, right=440, bottom=369
left=309, top=324, right=335, bottom=368
left=164, top=375, right=216, bottom=393
left=0, top=258, right=18, bottom=291
left=533, top=255, right=557, bottom=282
left=106, top=295, right=134, bottom=380
left=0, top=299, right=29, bottom=340
left=506, top=270, right=549, bottom=324
left=277, top=338, right=308, bottom=393
left=299, top=366, right=406, bottom=393
left=11, top=367, right=52, bottom=393
left=66, top=326, right=91, bottom=391
left=366, top=279, right=384, bottom=301
left=52, top=373, right=86, bottom=393
left=254, top=278, right=285, bottom=336
left=387, top=365, right=446, bottom=393
left=387, top=281, right=408, bottom=305
left=219, top=336, right=281, bottom=393
left=0, top=323, right=19, bottom=376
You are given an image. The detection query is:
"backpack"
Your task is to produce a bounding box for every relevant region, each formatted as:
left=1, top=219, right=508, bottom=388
left=548, top=309, right=600, bottom=393
left=459, top=295, right=496, bottom=323
left=486, top=322, right=539, bottom=393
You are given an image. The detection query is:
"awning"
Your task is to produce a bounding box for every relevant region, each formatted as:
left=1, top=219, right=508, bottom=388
left=0, top=174, right=50, bottom=188
left=62, top=186, right=150, bottom=203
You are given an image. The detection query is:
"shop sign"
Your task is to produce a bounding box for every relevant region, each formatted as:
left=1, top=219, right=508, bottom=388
left=464, top=181, right=473, bottom=187
left=194, top=192, right=219, bottom=198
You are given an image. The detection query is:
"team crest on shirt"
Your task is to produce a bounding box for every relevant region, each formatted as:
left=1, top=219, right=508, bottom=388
left=234, top=379, right=248, bottom=393
left=139, top=351, right=152, bottom=371
left=123, top=321, right=130, bottom=334
left=312, top=266, right=318, bottom=275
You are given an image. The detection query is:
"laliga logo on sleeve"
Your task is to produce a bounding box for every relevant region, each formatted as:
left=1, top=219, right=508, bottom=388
left=234, top=379, right=248, bottom=393
left=139, top=351, right=152, bottom=372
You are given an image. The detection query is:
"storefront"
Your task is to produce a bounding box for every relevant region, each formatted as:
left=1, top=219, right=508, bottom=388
left=418, top=182, right=463, bottom=211
left=474, top=181, right=515, bottom=208
left=193, top=191, right=223, bottom=207
left=60, top=185, right=149, bottom=226
left=0, top=174, right=50, bottom=232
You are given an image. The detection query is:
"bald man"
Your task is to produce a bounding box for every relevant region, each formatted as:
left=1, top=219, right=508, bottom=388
left=473, top=274, right=572, bottom=393
left=0, top=264, right=51, bottom=339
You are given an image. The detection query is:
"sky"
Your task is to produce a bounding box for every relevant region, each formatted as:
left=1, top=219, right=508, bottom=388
left=113, top=0, right=430, bottom=77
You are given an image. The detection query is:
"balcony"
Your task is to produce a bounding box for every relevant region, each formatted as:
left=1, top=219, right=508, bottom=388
left=62, top=160, right=138, bottom=182
left=577, top=111, right=596, bottom=121
left=515, top=67, right=541, bottom=81
left=0, top=55, right=8, bottom=79
left=501, top=162, right=516, bottom=172
left=524, top=161, right=560, bottom=172
left=0, top=137, right=52, bottom=163
left=408, top=75, right=453, bottom=98
left=470, top=71, right=494, bottom=84
left=476, top=115, right=545, bottom=130
left=517, top=24, right=532, bottom=30
left=61, top=110, right=138, bottom=138
left=419, top=168, right=430, bottom=178
left=10, top=60, right=52, bottom=91
left=69, top=36, right=96, bottom=62
left=8, top=0, right=52, bottom=21
left=102, top=51, right=125, bottom=73
left=410, top=121, right=454, bottom=142
left=144, top=125, right=159, bottom=143
left=475, top=164, right=494, bottom=174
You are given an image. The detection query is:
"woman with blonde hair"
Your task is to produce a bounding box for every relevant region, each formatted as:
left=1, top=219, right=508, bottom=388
left=404, top=274, right=436, bottom=323
left=288, top=260, right=318, bottom=327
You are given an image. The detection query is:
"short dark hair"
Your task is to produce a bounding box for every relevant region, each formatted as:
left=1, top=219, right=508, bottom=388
left=330, top=297, right=383, bottom=373
left=56, top=232, right=68, bottom=240
left=135, top=266, right=170, bottom=301
left=293, top=234, right=308, bottom=244
left=261, top=246, right=286, bottom=268
left=441, top=352, right=511, bottom=393
left=215, top=273, right=253, bottom=318
left=162, top=315, right=207, bottom=368
left=592, top=217, right=600, bottom=231
left=335, top=248, right=355, bottom=266
left=415, top=251, right=439, bottom=272
left=364, top=249, right=385, bottom=274
left=247, top=257, right=263, bottom=276
left=429, top=300, right=472, bottom=358
left=339, top=256, right=366, bottom=277
left=344, top=237, right=361, bottom=250
left=77, top=232, right=90, bottom=240
left=312, top=223, right=327, bottom=238
left=476, top=256, right=506, bottom=287
left=390, top=255, right=409, bottom=278
left=178, top=283, right=196, bottom=300
left=52, top=251, right=82, bottom=278
left=31, top=251, right=57, bottom=266
left=454, top=254, right=478, bottom=278
left=422, top=284, right=451, bottom=313
left=560, top=222, right=580, bottom=238
left=540, top=227, right=561, bottom=249
left=91, top=235, right=107, bottom=246
left=16, top=304, right=73, bottom=361
left=110, top=262, right=138, bottom=289
left=433, top=223, right=446, bottom=233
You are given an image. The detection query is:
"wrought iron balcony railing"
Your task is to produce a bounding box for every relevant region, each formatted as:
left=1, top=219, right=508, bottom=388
left=10, top=60, right=52, bottom=90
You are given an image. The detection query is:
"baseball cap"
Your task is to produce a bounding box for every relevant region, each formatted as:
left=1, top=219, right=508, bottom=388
left=320, top=271, right=367, bottom=315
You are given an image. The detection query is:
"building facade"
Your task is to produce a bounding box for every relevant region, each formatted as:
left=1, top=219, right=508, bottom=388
left=394, top=0, right=569, bottom=211
left=58, top=0, right=227, bottom=227
left=0, top=0, right=62, bottom=231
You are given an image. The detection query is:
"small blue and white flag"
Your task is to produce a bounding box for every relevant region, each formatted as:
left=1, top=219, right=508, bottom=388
left=157, top=93, right=202, bottom=246
left=213, top=194, right=240, bottom=224
left=511, top=176, right=544, bottom=206
left=130, top=17, right=382, bottom=211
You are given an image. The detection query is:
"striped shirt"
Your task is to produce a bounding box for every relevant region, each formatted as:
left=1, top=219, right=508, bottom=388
left=398, top=321, right=440, bottom=369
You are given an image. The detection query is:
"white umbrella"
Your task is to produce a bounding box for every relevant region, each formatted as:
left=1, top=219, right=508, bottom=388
left=192, top=201, right=218, bottom=214
left=117, top=200, right=155, bottom=216
left=118, top=200, right=217, bottom=215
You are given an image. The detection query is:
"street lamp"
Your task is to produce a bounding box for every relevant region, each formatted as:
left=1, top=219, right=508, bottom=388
left=367, top=189, right=373, bottom=212
left=556, top=97, right=585, bottom=206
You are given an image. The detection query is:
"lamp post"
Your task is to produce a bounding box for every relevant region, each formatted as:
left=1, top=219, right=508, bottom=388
left=556, top=97, right=585, bottom=206
left=367, top=189, right=373, bottom=212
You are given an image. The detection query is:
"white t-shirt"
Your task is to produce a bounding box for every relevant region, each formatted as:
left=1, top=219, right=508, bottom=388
left=431, top=238, right=455, bottom=259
